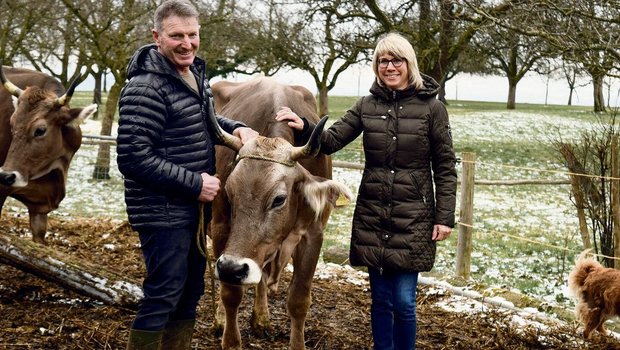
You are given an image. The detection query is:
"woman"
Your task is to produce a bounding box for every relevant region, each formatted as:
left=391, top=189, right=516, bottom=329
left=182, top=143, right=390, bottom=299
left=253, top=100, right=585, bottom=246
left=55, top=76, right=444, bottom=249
left=276, top=32, right=457, bottom=349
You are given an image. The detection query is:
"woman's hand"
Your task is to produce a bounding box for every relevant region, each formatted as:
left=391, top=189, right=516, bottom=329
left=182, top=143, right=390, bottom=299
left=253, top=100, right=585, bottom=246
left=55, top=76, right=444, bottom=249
left=275, top=107, right=304, bottom=131
left=432, top=224, right=452, bottom=241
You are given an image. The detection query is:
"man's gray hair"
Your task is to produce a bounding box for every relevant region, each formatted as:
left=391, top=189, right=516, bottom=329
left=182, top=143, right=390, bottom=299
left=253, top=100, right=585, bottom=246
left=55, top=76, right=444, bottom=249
left=154, top=0, right=199, bottom=32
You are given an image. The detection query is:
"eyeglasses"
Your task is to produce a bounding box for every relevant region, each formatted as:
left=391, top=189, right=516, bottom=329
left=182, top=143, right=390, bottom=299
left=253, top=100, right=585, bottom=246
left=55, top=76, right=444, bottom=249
left=378, top=58, right=405, bottom=68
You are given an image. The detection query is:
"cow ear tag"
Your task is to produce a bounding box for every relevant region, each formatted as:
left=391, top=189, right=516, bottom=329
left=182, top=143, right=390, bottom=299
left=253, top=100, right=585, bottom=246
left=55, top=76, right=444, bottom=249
left=336, top=192, right=351, bottom=207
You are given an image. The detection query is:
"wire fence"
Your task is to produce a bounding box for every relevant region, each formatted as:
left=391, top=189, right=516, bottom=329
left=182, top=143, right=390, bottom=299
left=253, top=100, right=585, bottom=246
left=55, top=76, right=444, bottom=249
left=22, top=135, right=613, bottom=268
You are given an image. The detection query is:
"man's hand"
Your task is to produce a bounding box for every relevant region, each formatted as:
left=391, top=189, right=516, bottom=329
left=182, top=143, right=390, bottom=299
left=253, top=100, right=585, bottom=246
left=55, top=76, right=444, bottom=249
left=198, top=173, right=220, bottom=202
left=275, top=107, right=304, bottom=130
left=432, top=224, right=452, bottom=241
left=233, top=127, right=259, bottom=144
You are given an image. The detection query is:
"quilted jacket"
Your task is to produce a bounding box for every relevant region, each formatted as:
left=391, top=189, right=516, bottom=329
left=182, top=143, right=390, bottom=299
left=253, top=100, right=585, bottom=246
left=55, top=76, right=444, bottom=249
left=307, top=74, right=457, bottom=272
left=116, top=44, right=245, bottom=232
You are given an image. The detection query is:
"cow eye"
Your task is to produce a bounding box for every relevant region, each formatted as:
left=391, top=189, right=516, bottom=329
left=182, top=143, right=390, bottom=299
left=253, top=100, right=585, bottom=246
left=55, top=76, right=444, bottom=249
left=34, top=126, right=47, bottom=138
left=271, top=195, right=287, bottom=209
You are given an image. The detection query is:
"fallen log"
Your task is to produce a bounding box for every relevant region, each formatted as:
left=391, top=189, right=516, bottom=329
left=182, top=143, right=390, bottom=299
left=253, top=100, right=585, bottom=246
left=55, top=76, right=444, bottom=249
left=0, top=230, right=142, bottom=309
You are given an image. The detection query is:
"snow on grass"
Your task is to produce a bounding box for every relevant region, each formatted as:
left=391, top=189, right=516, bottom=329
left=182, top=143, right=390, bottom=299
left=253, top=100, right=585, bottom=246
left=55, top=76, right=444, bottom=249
left=451, top=111, right=592, bottom=144
left=0, top=109, right=595, bottom=322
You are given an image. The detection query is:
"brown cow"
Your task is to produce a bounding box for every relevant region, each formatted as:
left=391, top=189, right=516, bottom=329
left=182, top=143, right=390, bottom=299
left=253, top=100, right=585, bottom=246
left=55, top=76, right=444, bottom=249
left=0, top=65, right=97, bottom=243
left=208, top=77, right=352, bottom=350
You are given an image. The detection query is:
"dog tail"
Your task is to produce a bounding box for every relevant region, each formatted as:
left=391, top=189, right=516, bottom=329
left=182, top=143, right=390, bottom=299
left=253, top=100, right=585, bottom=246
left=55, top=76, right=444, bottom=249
left=568, top=249, right=601, bottom=298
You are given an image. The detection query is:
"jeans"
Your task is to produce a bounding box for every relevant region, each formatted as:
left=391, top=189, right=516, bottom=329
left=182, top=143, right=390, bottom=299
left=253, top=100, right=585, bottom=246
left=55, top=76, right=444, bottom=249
left=369, top=267, right=419, bottom=350
left=131, top=225, right=207, bottom=331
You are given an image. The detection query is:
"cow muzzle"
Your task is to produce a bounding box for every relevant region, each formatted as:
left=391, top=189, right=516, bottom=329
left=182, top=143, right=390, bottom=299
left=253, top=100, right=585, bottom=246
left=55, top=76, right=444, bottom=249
left=0, top=169, right=26, bottom=187
left=215, top=254, right=262, bottom=285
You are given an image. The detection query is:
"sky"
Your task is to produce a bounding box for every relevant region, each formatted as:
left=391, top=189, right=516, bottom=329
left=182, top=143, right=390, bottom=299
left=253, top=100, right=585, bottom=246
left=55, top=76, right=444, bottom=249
left=78, top=62, right=619, bottom=108
left=210, top=64, right=620, bottom=108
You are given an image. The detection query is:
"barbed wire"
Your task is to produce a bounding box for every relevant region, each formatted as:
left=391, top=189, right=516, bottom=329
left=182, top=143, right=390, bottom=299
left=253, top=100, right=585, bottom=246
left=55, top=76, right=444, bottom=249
left=78, top=139, right=620, bottom=262
left=462, top=158, right=620, bottom=181
left=456, top=221, right=620, bottom=261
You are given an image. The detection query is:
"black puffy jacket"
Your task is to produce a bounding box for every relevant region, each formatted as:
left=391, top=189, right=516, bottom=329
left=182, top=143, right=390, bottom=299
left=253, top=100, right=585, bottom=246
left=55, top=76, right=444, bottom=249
left=306, top=75, right=456, bottom=272
left=117, top=44, right=245, bottom=231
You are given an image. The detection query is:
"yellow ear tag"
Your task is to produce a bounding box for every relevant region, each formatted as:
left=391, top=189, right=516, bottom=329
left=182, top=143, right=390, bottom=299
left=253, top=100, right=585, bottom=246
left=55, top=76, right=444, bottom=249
left=336, top=192, right=351, bottom=207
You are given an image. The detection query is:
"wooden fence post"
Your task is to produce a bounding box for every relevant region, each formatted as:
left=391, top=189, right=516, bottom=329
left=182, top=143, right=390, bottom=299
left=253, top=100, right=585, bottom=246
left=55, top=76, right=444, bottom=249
left=612, top=137, right=620, bottom=269
left=456, top=152, right=475, bottom=278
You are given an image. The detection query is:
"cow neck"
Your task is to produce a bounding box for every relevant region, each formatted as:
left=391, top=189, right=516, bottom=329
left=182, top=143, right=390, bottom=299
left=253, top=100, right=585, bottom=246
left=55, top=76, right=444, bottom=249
left=236, top=154, right=295, bottom=167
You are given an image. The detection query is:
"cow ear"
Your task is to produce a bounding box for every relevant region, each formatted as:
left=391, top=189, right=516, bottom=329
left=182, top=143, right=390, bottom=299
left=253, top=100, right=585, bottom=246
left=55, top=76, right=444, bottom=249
left=302, top=175, right=353, bottom=220
left=67, top=103, right=98, bottom=124
left=11, top=95, right=18, bottom=109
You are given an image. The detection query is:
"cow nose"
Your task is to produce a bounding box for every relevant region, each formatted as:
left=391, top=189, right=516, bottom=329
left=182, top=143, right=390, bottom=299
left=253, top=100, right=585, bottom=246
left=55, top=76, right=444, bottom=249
left=0, top=172, right=16, bottom=186
left=216, top=258, right=249, bottom=285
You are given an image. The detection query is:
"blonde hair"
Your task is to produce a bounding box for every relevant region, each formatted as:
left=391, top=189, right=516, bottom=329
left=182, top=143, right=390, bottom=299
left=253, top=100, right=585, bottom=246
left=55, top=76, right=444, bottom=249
left=372, top=32, right=424, bottom=90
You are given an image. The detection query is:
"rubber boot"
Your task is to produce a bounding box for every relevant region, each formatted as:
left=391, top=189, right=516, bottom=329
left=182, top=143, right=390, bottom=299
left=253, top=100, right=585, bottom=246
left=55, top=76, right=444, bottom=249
left=160, top=319, right=196, bottom=350
left=126, top=329, right=163, bottom=350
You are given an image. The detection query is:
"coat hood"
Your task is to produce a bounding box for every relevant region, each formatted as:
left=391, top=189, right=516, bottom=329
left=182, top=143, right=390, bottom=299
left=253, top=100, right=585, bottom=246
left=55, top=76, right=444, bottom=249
left=370, top=73, right=440, bottom=101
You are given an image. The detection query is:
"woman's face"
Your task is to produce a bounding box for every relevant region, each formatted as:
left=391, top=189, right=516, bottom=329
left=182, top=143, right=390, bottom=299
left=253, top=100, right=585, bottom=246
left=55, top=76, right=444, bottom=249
left=377, top=54, right=409, bottom=90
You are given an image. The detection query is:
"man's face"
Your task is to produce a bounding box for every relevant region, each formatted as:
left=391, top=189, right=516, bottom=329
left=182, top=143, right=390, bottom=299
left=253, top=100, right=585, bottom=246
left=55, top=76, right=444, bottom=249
left=153, top=15, right=200, bottom=73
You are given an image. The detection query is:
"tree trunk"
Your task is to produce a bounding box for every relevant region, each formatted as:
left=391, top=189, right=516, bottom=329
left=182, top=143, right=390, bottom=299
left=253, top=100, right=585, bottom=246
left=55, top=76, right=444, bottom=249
left=92, top=70, right=102, bottom=121
left=92, top=82, right=122, bottom=180
left=593, top=75, right=606, bottom=113
left=318, top=85, right=329, bottom=117
left=438, top=79, right=448, bottom=105
left=507, top=80, right=517, bottom=110
left=0, top=230, right=141, bottom=309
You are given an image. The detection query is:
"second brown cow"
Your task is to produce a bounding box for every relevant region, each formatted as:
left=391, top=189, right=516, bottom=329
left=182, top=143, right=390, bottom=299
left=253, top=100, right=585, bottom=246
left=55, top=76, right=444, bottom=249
left=208, top=77, right=352, bottom=350
left=0, top=65, right=97, bottom=243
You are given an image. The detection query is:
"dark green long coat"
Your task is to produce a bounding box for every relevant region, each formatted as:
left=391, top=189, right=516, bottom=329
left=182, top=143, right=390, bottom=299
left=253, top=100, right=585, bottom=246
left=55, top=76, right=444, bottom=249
left=318, top=75, right=457, bottom=272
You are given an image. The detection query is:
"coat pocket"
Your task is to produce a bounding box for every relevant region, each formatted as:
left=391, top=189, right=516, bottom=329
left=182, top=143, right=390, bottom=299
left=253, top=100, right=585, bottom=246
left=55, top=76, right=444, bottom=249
left=409, top=172, right=427, bottom=205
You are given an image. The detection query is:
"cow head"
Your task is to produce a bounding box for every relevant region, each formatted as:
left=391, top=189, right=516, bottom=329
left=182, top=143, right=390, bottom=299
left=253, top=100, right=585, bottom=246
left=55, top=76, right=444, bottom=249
left=210, top=116, right=352, bottom=285
left=0, top=65, right=97, bottom=187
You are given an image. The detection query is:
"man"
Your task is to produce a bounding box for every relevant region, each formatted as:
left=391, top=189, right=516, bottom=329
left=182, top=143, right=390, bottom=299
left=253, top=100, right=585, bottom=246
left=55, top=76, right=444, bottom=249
left=116, top=1, right=257, bottom=348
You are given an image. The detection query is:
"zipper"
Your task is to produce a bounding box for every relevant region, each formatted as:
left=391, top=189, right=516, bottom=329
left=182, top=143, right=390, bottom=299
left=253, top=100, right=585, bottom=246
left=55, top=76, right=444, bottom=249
left=379, top=246, right=385, bottom=275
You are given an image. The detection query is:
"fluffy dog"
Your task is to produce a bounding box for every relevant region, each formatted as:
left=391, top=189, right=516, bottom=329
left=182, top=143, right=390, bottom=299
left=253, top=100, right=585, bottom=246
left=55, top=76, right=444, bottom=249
left=568, top=249, right=620, bottom=339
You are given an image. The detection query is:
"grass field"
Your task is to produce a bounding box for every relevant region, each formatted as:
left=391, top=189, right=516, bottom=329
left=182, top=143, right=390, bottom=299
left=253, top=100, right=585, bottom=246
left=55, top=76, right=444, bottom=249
left=4, top=92, right=605, bottom=311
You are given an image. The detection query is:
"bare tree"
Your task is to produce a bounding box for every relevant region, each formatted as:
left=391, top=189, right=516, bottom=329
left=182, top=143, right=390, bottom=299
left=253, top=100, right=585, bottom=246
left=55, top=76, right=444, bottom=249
left=461, top=0, right=620, bottom=112
left=0, top=0, right=49, bottom=64
left=259, top=0, right=373, bottom=116
left=471, top=9, right=549, bottom=109
left=61, top=0, right=155, bottom=180
left=198, top=0, right=288, bottom=78
left=362, top=0, right=517, bottom=103
left=17, top=1, right=89, bottom=86
left=554, top=113, right=620, bottom=266
left=558, top=60, right=589, bottom=106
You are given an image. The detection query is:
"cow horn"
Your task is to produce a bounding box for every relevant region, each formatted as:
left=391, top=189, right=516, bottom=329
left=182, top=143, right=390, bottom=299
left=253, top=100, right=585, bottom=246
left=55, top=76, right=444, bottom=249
left=205, top=101, right=243, bottom=151
left=0, top=62, right=24, bottom=97
left=55, top=74, right=84, bottom=107
left=290, top=115, right=328, bottom=161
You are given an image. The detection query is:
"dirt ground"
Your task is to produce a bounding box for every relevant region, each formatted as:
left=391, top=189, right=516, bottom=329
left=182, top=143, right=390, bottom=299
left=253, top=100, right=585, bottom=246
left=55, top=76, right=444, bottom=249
left=1, top=215, right=620, bottom=350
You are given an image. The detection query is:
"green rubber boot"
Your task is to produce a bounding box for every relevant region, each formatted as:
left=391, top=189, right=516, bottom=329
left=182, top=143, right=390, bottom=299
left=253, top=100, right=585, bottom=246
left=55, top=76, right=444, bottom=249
left=126, top=329, right=163, bottom=350
left=160, top=319, right=196, bottom=350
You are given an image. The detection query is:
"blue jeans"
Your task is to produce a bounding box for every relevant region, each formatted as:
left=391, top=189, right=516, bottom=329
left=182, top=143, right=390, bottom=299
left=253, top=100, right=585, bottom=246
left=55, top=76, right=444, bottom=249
left=369, top=268, right=419, bottom=350
left=131, top=226, right=207, bottom=331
